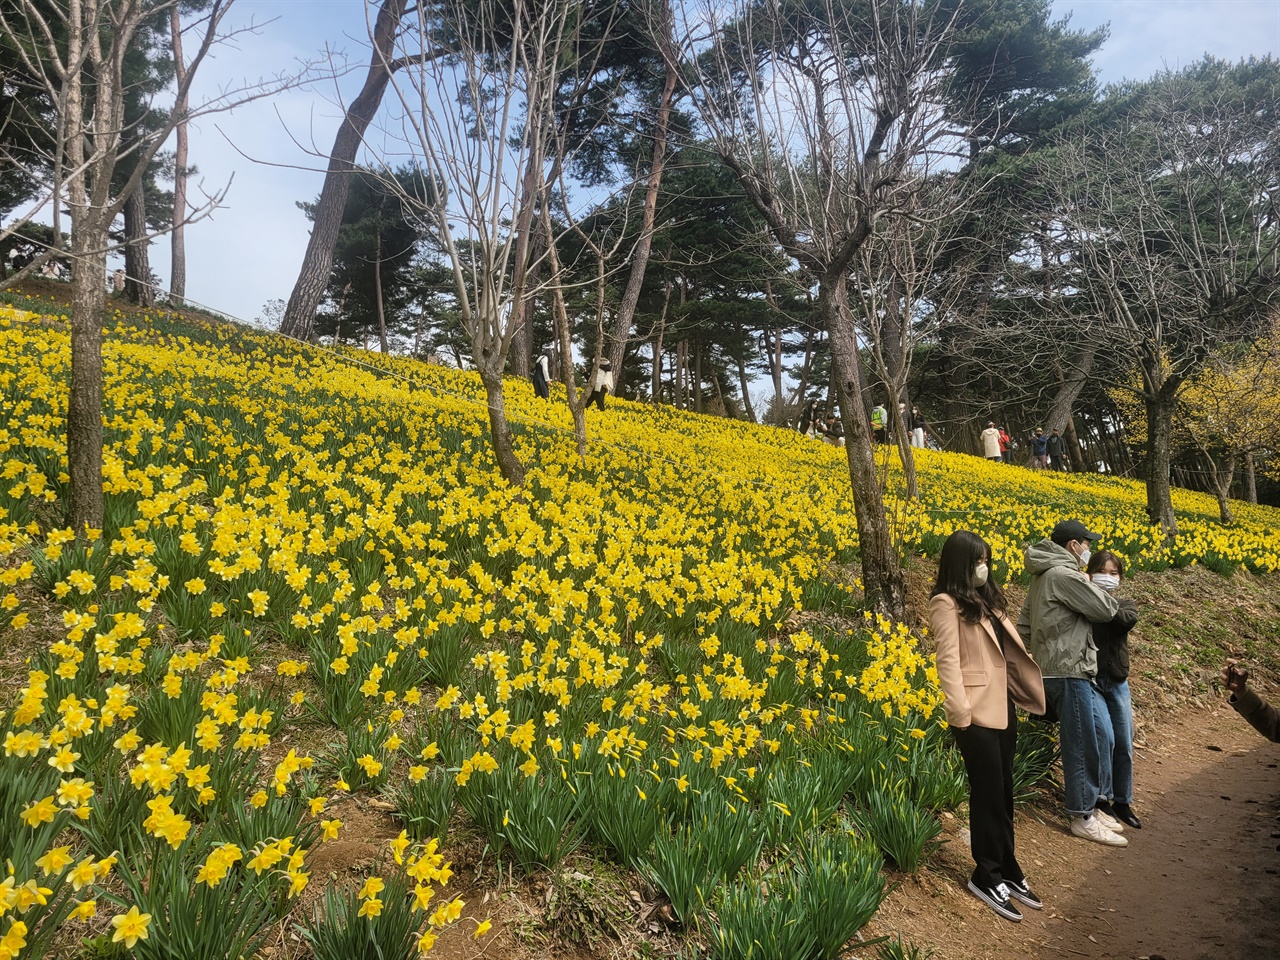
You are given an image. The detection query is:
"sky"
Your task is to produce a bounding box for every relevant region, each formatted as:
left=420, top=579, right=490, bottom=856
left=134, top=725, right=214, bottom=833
left=106, top=0, right=1280, bottom=326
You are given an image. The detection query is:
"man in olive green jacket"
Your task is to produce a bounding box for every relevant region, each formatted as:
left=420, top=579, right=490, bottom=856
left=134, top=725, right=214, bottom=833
left=1017, top=520, right=1123, bottom=846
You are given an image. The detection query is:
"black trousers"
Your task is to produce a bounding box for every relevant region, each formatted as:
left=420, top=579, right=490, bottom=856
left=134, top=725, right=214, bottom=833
left=952, top=698, right=1023, bottom=889
left=586, top=387, right=607, bottom=410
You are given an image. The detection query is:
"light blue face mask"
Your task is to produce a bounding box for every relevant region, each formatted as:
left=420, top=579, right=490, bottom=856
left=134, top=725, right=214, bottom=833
left=1091, top=573, right=1120, bottom=591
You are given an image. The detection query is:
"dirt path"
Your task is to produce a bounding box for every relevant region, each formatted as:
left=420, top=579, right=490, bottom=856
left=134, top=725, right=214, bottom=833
left=866, top=702, right=1280, bottom=960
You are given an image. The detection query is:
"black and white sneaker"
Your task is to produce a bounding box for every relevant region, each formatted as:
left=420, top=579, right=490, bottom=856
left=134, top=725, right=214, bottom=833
left=967, top=879, right=1023, bottom=922
left=1005, top=878, right=1043, bottom=910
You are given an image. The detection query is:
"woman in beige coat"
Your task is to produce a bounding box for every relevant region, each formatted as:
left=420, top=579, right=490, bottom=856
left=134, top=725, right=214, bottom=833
left=930, top=530, right=1046, bottom=923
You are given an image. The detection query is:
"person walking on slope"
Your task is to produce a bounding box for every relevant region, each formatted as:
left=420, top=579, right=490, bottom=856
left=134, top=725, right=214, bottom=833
left=1085, top=550, right=1144, bottom=829
left=585, top=360, right=614, bottom=410
left=871, top=403, right=888, bottom=444
left=981, top=422, right=1002, bottom=462
left=532, top=353, right=551, bottom=399
left=910, top=405, right=927, bottom=449
left=932, top=530, right=1047, bottom=923
left=1031, top=429, right=1049, bottom=470
left=1017, top=520, right=1126, bottom=846
left=1047, top=429, right=1066, bottom=471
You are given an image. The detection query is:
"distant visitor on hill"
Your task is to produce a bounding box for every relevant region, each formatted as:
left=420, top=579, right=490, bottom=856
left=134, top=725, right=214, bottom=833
left=1047, top=429, right=1066, bottom=471
left=871, top=403, right=888, bottom=444
left=797, top=398, right=822, bottom=437
left=981, top=422, right=1002, bottom=461
left=909, top=404, right=926, bottom=449
left=1031, top=429, right=1049, bottom=470
left=585, top=360, right=613, bottom=410
left=532, top=353, right=550, bottom=400
left=823, top=414, right=843, bottom=447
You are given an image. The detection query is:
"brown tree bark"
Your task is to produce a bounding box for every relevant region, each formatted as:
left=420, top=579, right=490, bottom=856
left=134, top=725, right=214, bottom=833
left=824, top=274, right=907, bottom=621
left=374, top=231, right=388, bottom=353
left=604, top=2, right=679, bottom=392
left=169, top=5, right=189, bottom=301
left=1043, top=343, right=1099, bottom=438
left=651, top=281, right=669, bottom=404
left=1144, top=381, right=1181, bottom=538
left=1244, top=452, right=1257, bottom=504
left=735, top=352, right=757, bottom=423
left=68, top=225, right=107, bottom=533
left=478, top=363, right=526, bottom=486
left=280, top=0, right=411, bottom=340
left=122, top=184, right=154, bottom=306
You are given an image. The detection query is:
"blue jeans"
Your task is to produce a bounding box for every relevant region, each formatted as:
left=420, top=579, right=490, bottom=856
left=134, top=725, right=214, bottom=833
left=1043, top=678, right=1108, bottom=816
left=1094, top=676, right=1134, bottom=804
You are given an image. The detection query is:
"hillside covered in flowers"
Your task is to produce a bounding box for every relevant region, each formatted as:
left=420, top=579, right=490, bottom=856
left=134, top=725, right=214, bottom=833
left=1, top=291, right=1278, bottom=959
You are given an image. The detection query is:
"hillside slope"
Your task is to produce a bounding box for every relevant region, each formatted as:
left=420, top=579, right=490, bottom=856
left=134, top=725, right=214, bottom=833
left=0, top=288, right=1277, bottom=960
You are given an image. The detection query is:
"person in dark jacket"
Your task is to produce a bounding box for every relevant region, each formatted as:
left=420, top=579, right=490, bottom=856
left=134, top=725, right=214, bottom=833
left=1086, top=551, right=1142, bottom=829
left=797, top=398, right=822, bottom=437
left=1047, top=430, right=1066, bottom=471
left=1030, top=429, right=1049, bottom=470
left=1223, top=661, right=1280, bottom=743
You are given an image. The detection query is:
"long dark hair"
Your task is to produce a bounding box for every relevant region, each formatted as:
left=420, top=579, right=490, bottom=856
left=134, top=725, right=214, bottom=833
left=1086, top=550, right=1125, bottom=578
left=931, top=530, right=1007, bottom=623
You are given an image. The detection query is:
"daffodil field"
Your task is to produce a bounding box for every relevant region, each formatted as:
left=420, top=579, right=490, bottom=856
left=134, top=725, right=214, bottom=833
left=1, top=290, right=1278, bottom=960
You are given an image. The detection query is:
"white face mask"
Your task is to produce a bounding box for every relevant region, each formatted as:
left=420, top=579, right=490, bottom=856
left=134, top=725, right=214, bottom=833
left=1073, top=543, right=1091, bottom=568
left=973, top=563, right=989, bottom=587
left=1092, top=573, right=1120, bottom=591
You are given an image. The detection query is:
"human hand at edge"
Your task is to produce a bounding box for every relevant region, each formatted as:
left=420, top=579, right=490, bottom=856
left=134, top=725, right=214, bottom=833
left=1223, top=660, right=1249, bottom=695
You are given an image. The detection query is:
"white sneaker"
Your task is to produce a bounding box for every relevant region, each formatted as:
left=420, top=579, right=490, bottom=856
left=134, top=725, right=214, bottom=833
left=1070, top=815, right=1128, bottom=847
left=1094, top=808, right=1124, bottom=833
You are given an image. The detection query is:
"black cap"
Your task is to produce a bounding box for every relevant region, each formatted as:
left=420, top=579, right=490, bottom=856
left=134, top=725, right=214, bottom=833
left=1051, top=519, right=1101, bottom=545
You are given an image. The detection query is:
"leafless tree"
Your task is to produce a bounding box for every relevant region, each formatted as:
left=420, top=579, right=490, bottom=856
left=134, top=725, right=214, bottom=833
left=660, top=0, right=967, bottom=619
left=1048, top=59, right=1280, bottom=538
left=377, top=0, right=605, bottom=486
left=851, top=169, right=988, bottom=500
left=277, top=0, right=445, bottom=342
left=0, top=0, right=312, bottom=531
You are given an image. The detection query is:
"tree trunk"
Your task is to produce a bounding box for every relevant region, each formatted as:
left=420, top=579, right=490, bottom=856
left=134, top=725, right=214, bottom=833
left=675, top=339, right=686, bottom=409
left=1209, top=452, right=1237, bottom=525
left=280, top=0, right=409, bottom=340
left=651, top=282, right=669, bottom=404
left=824, top=274, right=906, bottom=621
left=605, top=4, right=678, bottom=391
left=68, top=222, right=107, bottom=533
left=736, top=353, right=757, bottom=423
left=477, top=363, right=526, bottom=486
left=795, top=329, right=815, bottom=409
left=1044, top=343, right=1099, bottom=437
left=169, top=5, right=189, bottom=301
left=1244, top=451, right=1257, bottom=504
left=693, top=339, right=703, bottom=413
left=889, top=400, right=918, bottom=501
left=374, top=231, right=388, bottom=353
left=1065, top=417, right=1088, bottom=472
left=122, top=185, right=154, bottom=306
left=1144, top=388, right=1179, bottom=539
